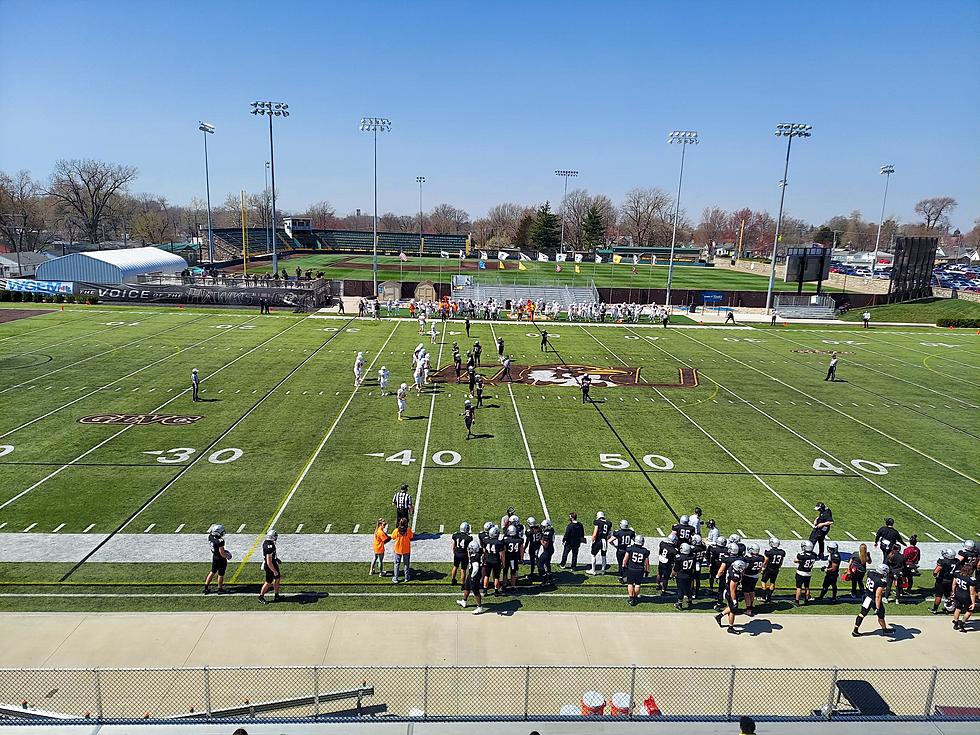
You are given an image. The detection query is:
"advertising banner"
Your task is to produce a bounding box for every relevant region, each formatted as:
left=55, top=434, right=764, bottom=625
left=73, top=282, right=313, bottom=307
left=0, top=279, right=73, bottom=295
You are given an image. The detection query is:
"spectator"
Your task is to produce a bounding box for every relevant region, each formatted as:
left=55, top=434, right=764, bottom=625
left=370, top=519, right=390, bottom=576
left=902, top=535, right=921, bottom=597
left=560, top=512, right=585, bottom=570
left=739, top=716, right=756, bottom=734
left=392, top=518, right=413, bottom=583
left=849, top=543, right=872, bottom=599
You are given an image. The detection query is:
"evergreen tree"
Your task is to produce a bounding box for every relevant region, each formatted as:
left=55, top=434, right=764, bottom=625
left=513, top=211, right=534, bottom=248
left=529, top=201, right=561, bottom=250
left=581, top=203, right=606, bottom=249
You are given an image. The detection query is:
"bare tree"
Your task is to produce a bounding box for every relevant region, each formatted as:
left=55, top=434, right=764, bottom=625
left=484, top=202, right=526, bottom=241
left=47, top=159, right=137, bottom=246
left=0, top=170, right=53, bottom=256
left=914, top=196, right=957, bottom=231
left=130, top=194, right=176, bottom=244
left=305, top=199, right=336, bottom=229
left=428, top=203, right=470, bottom=234
left=619, top=187, right=674, bottom=246
left=694, top=206, right=730, bottom=248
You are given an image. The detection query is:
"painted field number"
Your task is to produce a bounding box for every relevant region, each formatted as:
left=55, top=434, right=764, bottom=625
left=143, top=447, right=244, bottom=465
left=813, top=458, right=898, bottom=475
left=0, top=445, right=14, bottom=458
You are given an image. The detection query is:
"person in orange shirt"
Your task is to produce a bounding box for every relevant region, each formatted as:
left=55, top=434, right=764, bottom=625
left=370, top=519, right=390, bottom=576
left=392, top=518, right=414, bottom=583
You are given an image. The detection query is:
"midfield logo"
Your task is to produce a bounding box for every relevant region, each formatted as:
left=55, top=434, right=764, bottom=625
left=433, top=364, right=698, bottom=388
left=78, top=413, right=204, bottom=426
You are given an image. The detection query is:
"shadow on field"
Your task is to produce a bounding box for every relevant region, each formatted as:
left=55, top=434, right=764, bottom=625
left=886, top=624, right=922, bottom=642
left=466, top=433, right=494, bottom=440
left=486, top=599, right=522, bottom=616
left=738, top=619, right=784, bottom=637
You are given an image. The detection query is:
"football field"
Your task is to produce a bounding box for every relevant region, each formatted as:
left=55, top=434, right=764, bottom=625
left=0, top=304, right=977, bottom=610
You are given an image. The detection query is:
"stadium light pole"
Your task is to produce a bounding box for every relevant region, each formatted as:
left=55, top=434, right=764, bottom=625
left=765, top=122, right=812, bottom=311
left=251, top=101, right=289, bottom=275
left=665, top=131, right=698, bottom=310
left=416, top=176, right=425, bottom=254
left=198, top=122, right=215, bottom=263
left=360, top=117, right=391, bottom=295
left=554, top=170, right=578, bottom=254
left=870, top=164, right=895, bottom=279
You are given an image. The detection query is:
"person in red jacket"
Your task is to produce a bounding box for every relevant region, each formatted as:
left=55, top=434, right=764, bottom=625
left=901, top=535, right=921, bottom=598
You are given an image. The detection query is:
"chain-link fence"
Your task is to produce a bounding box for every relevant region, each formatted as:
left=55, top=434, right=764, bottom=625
left=0, top=667, right=977, bottom=724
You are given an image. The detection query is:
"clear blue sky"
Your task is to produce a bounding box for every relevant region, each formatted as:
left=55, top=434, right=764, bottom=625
left=1, top=0, right=977, bottom=229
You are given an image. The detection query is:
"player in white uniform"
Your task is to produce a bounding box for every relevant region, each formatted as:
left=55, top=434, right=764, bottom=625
left=430, top=323, right=438, bottom=344
left=421, top=353, right=431, bottom=384
left=378, top=366, right=390, bottom=395
left=396, top=383, right=408, bottom=421
left=353, top=352, right=365, bottom=386
left=412, top=343, right=424, bottom=369
left=413, top=361, right=425, bottom=394
left=418, top=315, right=426, bottom=334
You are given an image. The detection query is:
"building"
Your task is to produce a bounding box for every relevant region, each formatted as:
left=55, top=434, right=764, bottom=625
left=0, top=251, right=52, bottom=277
left=35, top=247, right=187, bottom=284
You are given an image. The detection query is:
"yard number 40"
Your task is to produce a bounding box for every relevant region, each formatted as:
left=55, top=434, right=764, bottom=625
left=812, top=458, right=898, bottom=475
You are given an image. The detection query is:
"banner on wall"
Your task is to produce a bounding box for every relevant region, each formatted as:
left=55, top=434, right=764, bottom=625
left=73, top=282, right=313, bottom=307
left=0, top=279, right=73, bottom=295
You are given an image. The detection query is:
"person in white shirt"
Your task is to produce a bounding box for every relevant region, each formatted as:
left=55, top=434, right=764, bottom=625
left=430, top=323, right=438, bottom=344
left=862, top=311, right=871, bottom=329
left=414, top=362, right=425, bottom=395
left=691, top=507, right=702, bottom=536
left=378, top=366, right=390, bottom=396
left=353, top=352, right=365, bottom=386
left=396, top=383, right=408, bottom=421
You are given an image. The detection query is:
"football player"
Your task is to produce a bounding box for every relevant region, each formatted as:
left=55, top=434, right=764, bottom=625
left=625, top=535, right=650, bottom=607
left=760, top=538, right=786, bottom=603
left=715, top=559, right=747, bottom=633
left=456, top=541, right=487, bottom=614
left=794, top=540, right=818, bottom=606
left=612, top=520, right=636, bottom=584
left=853, top=563, right=892, bottom=637
left=951, top=561, right=977, bottom=632
left=203, top=524, right=232, bottom=595
left=741, top=543, right=765, bottom=616
left=587, top=511, right=613, bottom=575
left=451, top=522, right=473, bottom=585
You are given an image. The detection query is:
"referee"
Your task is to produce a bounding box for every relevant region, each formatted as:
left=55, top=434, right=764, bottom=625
left=392, top=484, right=413, bottom=523
left=191, top=367, right=200, bottom=402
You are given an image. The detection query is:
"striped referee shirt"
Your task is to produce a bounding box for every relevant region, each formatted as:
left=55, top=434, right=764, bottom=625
left=392, top=491, right=412, bottom=511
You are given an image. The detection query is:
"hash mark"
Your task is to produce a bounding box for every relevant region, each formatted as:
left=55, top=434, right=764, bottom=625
left=22, top=523, right=36, bottom=532
left=845, top=531, right=857, bottom=541
left=325, top=524, right=332, bottom=533
left=439, top=524, right=445, bottom=533
left=764, top=530, right=775, bottom=539
left=791, top=530, right=802, bottom=539
left=174, top=524, right=185, bottom=533
left=52, top=523, right=65, bottom=533
left=925, top=532, right=940, bottom=542
left=143, top=524, right=155, bottom=533
left=737, top=529, right=746, bottom=537
left=656, top=527, right=665, bottom=536
left=353, top=524, right=360, bottom=533
left=82, top=524, right=95, bottom=533
left=236, top=524, right=246, bottom=533
left=295, top=523, right=303, bottom=533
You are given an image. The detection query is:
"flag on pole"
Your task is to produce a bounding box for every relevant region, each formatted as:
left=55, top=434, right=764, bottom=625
left=478, top=260, right=486, bottom=270
left=612, top=254, right=623, bottom=264
left=574, top=253, right=583, bottom=263
left=632, top=254, right=639, bottom=265
left=537, top=252, right=549, bottom=262
left=465, top=234, right=472, bottom=257
left=480, top=250, right=488, bottom=260
left=594, top=254, right=602, bottom=263
left=518, top=261, right=528, bottom=271
left=555, top=264, right=563, bottom=273
left=518, top=252, right=531, bottom=261
left=497, top=250, right=509, bottom=261
left=399, top=251, right=408, bottom=262
left=555, top=253, right=567, bottom=262
left=458, top=249, right=464, bottom=259
left=440, top=250, right=450, bottom=259
left=498, top=260, right=506, bottom=270
left=575, top=264, right=581, bottom=274
left=651, top=255, right=656, bottom=265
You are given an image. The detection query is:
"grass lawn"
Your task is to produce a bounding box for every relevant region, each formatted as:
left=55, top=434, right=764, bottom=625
left=237, top=254, right=836, bottom=292
left=841, top=297, right=980, bottom=324
left=0, top=305, right=976, bottom=613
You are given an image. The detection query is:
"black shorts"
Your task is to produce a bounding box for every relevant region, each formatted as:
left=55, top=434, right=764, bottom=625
left=795, top=573, right=812, bottom=589
left=210, top=556, right=227, bottom=575
left=264, top=565, right=280, bottom=583
left=591, top=539, right=607, bottom=556
left=485, top=564, right=501, bottom=580
left=464, top=576, right=482, bottom=593
left=761, top=568, right=779, bottom=584
left=453, top=553, right=467, bottom=568
left=953, top=597, right=972, bottom=612
left=626, top=569, right=644, bottom=585
left=505, top=556, right=520, bottom=574
left=742, top=576, right=758, bottom=593
left=861, top=595, right=886, bottom=619
left=724, top=590, right=739, bottom=611
left=935, top=580, right=952, bottom=597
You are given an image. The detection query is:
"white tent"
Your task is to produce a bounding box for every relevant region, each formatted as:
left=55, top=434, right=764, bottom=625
left=35, top=247, right=188, bottom=284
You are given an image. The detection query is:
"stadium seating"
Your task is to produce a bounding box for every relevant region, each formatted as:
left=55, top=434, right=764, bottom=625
left=453, top=283, right=599, bottom=309
left=773, top=293, right=837, bottom=318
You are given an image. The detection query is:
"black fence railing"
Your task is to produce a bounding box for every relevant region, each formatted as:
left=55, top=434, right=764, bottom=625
left=0, top=666, right=977, bottom=724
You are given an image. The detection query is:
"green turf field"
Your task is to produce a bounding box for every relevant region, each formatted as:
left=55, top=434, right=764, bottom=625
left=239, top=253, right=837, bottom=292
left=840, top=297, right=980, bottom=324
left=0, top=304, right=977, bottom=613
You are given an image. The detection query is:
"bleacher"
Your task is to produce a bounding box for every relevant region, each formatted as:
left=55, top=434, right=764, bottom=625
left=453, top=283, right=599, bottom=310
left=774, top=293, right=837, bottom=319
left=210, top=229, right=291, bottom=258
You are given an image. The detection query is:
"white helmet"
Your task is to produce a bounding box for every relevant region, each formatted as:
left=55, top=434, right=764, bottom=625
left=827, top=541, right=839, bottom=550
left=877, top=563, right=890, bottom=575
left=192, top=367, right=199, bottom=373
left=801, top=540, right=814, bottom=552
left=729, top=533, right=741, bottom=544
left=747, top=543, right=760, bottom=555
left=941, top=548, right=954, bottom=559
left=715, top=536, right=727, bottom=547
left=266, top=529, right=278, bottom=541
left=596, top=511, right=605, bottom=520
left=380, top=365, right=387, bottom=372
left=459, top=522, right=470, bottom=534
left=489, top=525, right=500, bottom=537
left=483, top=521, right=493, bottom=532
left=209, top=524, right=225, bottom=536
left=692, top=534, right=702, bottom=545
left=542, top=519, right=552, bottom=530
left=680, top=543, right=692, bottom=555
left=506, top=525, right=518, bottom=537
left=465, top=399, right=472, bottom=406
left=510, top=514, right=520, bottom=525
left=732, top=559, right=748, bottom=573
left=400, top=383, right=407, bottom=390
left=679, top=514, right=690, bottom=525
left=634, top=535, right=645, bottom=547
left=467, top=540, right=481, bottom=554
left=620, top=519, right=630, bottom=530
left=528, top=517, right=538, bottom=526
left=769, top=538, right=781, bottom=549
left=727, top=542, right=739, bottom=555
left=964, top=540, right=977, bottom=552
left=357, top=351, right=364, bottom=358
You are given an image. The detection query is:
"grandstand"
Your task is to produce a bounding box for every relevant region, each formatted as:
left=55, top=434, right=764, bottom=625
left=453, top=281, right=599, bottom=309
left=207, top=227, right=469, bottom=260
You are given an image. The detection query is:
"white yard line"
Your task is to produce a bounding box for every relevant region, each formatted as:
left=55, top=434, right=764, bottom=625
left=676, top=329, right=980, bottom=489
left=0, top=315, right=260, bottom=440
left=82, top=524, right=95, bottom=533
left=21, top=523, right=36, bottom=532
left=236, top=524, right=246, bottom=533
left=845, top=531, right=857, bottom=541
left=583, top=327, right=812, bottom=527
left=636, top=328, right=967, bottom=540
left=490, top=324, right=551, bottom=521
left=412, top=322, right=448, bottom=530
left=174, top=524, right=185, bottom=534
left=265, top=322, right=400, bottom=533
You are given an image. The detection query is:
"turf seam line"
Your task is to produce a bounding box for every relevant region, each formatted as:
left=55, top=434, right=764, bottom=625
left=57, top=315, right=338, bottom=582
left=231, top=320, right=399, bottom=581
left=662, top=327, right=970, bottom=538
left=0, top=314, right=262, bottom=440
left=412, top=321, right=448, bottom=529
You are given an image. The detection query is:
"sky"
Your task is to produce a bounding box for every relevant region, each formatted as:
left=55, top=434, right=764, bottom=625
left=0, top=0, right=977, bottom=230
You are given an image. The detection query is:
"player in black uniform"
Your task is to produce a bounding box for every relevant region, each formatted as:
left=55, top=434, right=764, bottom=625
left=464, top=316, right=471, bottom=338
left=588, top=511, right=613, bottom=575
left=741, top=543, right=765, bottom=616
left=525, top=518, right=542, bottom=580
left=503, top=525, right=524, bottom=593
left=672, top=515, right=695, bottom=544
left=537, top=519, right=556, bottom=583
left=760, top=538, right=785, bottom=603
left=456, top=541, right=487, bottom=614
left=540, top=330, right=549, bottom=352
left=794, top=539, right=818, bottom=606
left=258, top=529, right=281, bottom=604
left=482, top=525, right=504, bottom=595
left=450, top=522, right=473, bottom=585
left=473, top=340, right=482, bottom=366
left=475, top=375, right=486, bottom=408
left=580, top=374, right=591, bottom=403
left=957, top=540, right=979, bottom=571
left=714, top=542, right=740, bottom=610
left=496, top=336, right=505, bottom=363
left=728, top=533, right=746, bottom=557
left=624, top=535, right=650, bottom=607
left=874, top=517, right=904, bottom=555
left=204, top=524, right=232, bottom=595
left=674, top=542, right=697, bottom=610
left=611, top=520, right=636, bottom=583
left=714, top=559, right=747, bottom=633
left=462, top=399, right=476, bottom=439
left=690, top=534, right=707, bottom=598
left=657, top=534, right=679, bottom=594
left=853, top=563, right=892, bottom=637
left=467, top=366, right=477, bottom=397
left=817, top=541, right=841, bottom=602
left=951, top=561, right=977, bottom=631
left=707, top=536, right=726, bottom=592
left=452, top=343, right=462, bottom=382
left=809, top=502, right=834, bottom=559
left=932, top=548, right=957, bottom=614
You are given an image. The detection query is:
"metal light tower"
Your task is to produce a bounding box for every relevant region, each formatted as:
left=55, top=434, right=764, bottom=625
left=198, top=122, right=215, bottom=263
left=264, top=161, right=271, bottom=255
left=360, top=117, right=392, bottom=295
left=765, top=122, right=812, bottom=311
left=554, top=170, right=578, bottom=254
left=665, top=131, right=698, bottom=309
left=416, top=176, right=425, bottom=254
left=870, top=165, right=895, bottom=279
left=251, top=101, right=289, bottom=275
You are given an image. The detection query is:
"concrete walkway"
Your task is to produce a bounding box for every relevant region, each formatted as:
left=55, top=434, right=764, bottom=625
left=2, top=611, right=973, bottom=669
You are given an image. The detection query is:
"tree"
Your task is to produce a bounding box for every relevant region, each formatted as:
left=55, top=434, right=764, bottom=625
left=0, top=170, right=53, bottom=256
left=428, top=203, right=470, bottom=234
left=619, top=187, right=673, bottom=246
left=513, top=211, right=534, bottom=248
left=561, top=189, right=591, bottom=249
left=914, top=197, right=957, bottom=231
left=130, top=194, right=176, bottom=244
left=305, top=199, right=336, bottom=229
left=581, top=203, right=606, bottom=250
left=47, top=159, right=137, bottom=245
left=529, top=201, right=561, bottom=250
left=484, top=202, right=524, bottom=241
left=694, top=206, right=731, bottom=249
